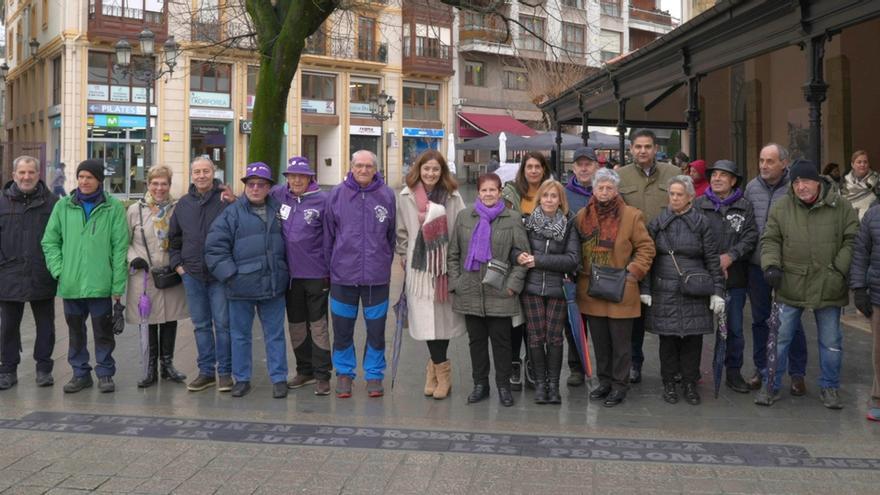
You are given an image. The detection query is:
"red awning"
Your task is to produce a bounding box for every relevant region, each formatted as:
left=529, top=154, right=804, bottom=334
left=458, top=112, right=538, bottom=137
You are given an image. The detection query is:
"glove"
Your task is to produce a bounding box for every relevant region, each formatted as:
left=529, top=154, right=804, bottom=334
left=130, top=257, right=149, bottom=271
left=710, top=295, right=726, bottom=315
left=764, top=266, right=783, bottom=290
left=112, top=301, right=126, bottom=335
left=854, top=288, right=873, bottom=318
left=640, top=295, right=652, bottom=307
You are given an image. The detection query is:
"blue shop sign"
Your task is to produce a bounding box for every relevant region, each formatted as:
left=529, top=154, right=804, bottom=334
left=91, top=114, right=147, bottom=128
left=403, top=127, right=444, bottom=138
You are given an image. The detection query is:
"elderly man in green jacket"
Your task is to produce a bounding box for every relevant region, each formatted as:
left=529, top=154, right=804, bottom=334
left=42, top=159, right=129, bottom=394
left=758, top=159, right=859, bottom=409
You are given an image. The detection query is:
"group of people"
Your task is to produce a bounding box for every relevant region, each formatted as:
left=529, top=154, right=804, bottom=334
left=0, top=137, right=878, bottom=421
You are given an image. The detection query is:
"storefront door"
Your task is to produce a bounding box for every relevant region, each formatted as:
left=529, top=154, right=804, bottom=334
left=191, top=122, right=231, bottom=183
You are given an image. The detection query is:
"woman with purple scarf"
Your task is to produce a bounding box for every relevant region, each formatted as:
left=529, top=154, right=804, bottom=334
left=694, top=160, right=758, bottom=394
left=447, top=173, right=530, bottom=407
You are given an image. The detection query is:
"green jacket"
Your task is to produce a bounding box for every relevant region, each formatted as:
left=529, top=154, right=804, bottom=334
left=501, top=182, right=523, bottom=213
left=761, top=181, right=859, bottom=308
left=617, top=162, right=680, bottom=224
left=41, top=192, right=129, bottom=299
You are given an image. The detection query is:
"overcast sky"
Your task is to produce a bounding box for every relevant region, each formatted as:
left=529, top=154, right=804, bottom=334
left=661, top=0, right=683, bottom=20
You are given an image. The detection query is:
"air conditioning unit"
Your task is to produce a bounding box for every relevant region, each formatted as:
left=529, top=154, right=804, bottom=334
left=378, top=43, right=388, bottom=63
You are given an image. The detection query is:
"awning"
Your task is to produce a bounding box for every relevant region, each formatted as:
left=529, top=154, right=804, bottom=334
left=458, top=112, right=538, bottom=137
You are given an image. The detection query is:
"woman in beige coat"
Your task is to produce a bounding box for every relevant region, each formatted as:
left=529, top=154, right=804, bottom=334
left=126, top=165, right=189, bottom=388
left=396, top=150, right=466, bottom=400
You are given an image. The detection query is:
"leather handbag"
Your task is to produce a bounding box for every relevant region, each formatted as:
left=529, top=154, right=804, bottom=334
left=587, top=265, right=627, bottom=303
left=481, top=258, right=510, bottom=291
left=139, top=205, right=182, bottom=289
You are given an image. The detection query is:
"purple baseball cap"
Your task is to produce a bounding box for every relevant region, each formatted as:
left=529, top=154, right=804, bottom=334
left=240, top=162, right=275, bottom=184
left=283, top=156, right=315, bottom=176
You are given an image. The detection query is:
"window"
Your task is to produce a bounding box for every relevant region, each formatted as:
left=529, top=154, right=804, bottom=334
left=561, top=0, right=584, bottom=8
left=402, top=82, right=440, bottom=121
left=404, top=23, right=452, bottom=59
left=42, top=0, right=49, bottom=28
left=600, top=0, right=621, bottom=17
left=301, top=73, right=336, bottom=114
left=464, top=61, right=485, bottom=86
left=562, top=22, right=585, bottom=55
left=518, top=15, right=545, bottom=52
left=599, top=29, right=622, bottom=61
left=349, top=77, right=379, bottom=114
left=99, top=0, right=163, bottom=21
left=52, top=57, right=62, bottom=105
left=503, top=71, right=528, bottom=91
left=357, top=17, right=377, bottom=61
left=190, top=62, right=231, bottom=93
left=87, top=52, right=153, bottom=103
left=193, top=0, right=221, bottom=41
left=304, top=27, right=326, bottom=55
left=246, top=65, right=258, bottom=113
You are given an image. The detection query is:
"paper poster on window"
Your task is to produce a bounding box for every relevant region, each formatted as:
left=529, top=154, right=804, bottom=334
left=132, top=87, right=154, bottom=104
left=88, top=84, right=110, bottom=100
left=110, top=86, right=131, bottom=102
left=301, top=99, right=335, bottom=114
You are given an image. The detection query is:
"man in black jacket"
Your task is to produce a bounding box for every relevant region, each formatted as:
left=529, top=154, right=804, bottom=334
left=168, top=156, right=235, bottom=392
left=694, top=160, right=758, bottom=393
left=0, top=156, right=59, bottom=389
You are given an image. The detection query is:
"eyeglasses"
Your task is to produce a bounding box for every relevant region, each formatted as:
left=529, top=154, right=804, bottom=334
left=245, top=181, right=270, bottom=190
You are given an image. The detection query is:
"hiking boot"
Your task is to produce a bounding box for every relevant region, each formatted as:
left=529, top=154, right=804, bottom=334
left=629, top=367, right=642, bottom=384
left=63, top=375, right=93, bottom=393
left=98, top=376, right=115, bottom=393
left=287, top=374, right=316, bottom=389
left=231, top=381, right=251, bottom=398
left=0, top=373, right=18, bottom=390
left=683, top=382, right=701, bottom=405
left=336, top=375, right=353, bottom=398
left=187, top=374, right=216, bottom=392
left=366, top=379, right=384, bottom=397
left=35, top=371, right=53, bottom=387
left=272, top=382, right=288, bottom=399
left=790, top=375, right=806, bottom=396
left=566, top=371, right=585, bottom=387
left=217, top=375, right=234, bottom=392
left=662, top=382, right=678, bottom=404
left=510, top=362, right=522, bottom=391
left=725, top=370, right=751, bottom=394
left=314, top=379, right=331, bottom=396
left=820, top=387, right=843, bottom=410
left=754, top=384, right=781, bottom=406
left=746, top=369, right=762, bottom=390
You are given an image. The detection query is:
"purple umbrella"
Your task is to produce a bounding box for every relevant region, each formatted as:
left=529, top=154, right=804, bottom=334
left=765, top=293, right=781, bottom=392
left=138, top=270, right=152, bottom=380
left=712, top=294, right=729, bottom=398
left=391, top=282, right=407, bottom=389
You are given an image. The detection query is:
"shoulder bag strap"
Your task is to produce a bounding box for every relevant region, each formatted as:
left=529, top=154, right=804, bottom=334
left=657, top=228, right=684, bottom=276
left=138, top=204, right=154, bottom=268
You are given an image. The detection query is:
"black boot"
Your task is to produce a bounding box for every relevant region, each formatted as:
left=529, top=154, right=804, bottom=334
left=159, top=324, right=186, bottom=383
left=138, top=326, right=158, bottom=388
left=545, top=345, right=563, bottom=404
left=529, top=345, right=548, bottom=404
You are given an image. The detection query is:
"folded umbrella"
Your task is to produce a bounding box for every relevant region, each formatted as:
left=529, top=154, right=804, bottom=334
left=765, top=291, right=781, bottom=392
left=138, top=270, right=152, bottom=381
left=391, top=282, right=407, bottom=389
left=112, top=300, right=126, bottom=335
left=562, top=278, right=592, bottom=377
left=712, top=294, right=729, bottom=399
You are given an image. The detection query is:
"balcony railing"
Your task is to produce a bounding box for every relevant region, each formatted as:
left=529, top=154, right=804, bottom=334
left=88, top=0, right=168, bottom=43
left=192, top=21, right=223, bottom=42
left=628, top=5, right=674, bottom=26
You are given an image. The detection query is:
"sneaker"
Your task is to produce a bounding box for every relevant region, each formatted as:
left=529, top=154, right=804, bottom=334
left=187, top=374, right=216, bottom=392
left=754, top=384, right=781, bottom=406
left=790, top=375, right=806, bottom=396
left=35, top=371, right=53, bottom=387
left=867, top=405, right=880, bottom=422
left=231, top=381, right=251, bottom=398
left=272, top=382, right=288, bottom=399
left=97, top=376, right=115, bottom=393
left=63, top=375, right=93, bottom=393
left=287, top=374, right=316, bottom=389
left=314, top=379, right=331, bottom=396
left=820, top=387, right=843, bottom=410
left=0, top=372, right=18, bottom=390
left=510, top=362, right=523, bottom=391
left=217, top=375, right=234, bottom=392
left=566, top=371, right=585, bottom=387
left=366, top=379, right=384, bottom=397
left=725, top=371, right=751, bottom=394
left=336, top=375, right=353, bottom=398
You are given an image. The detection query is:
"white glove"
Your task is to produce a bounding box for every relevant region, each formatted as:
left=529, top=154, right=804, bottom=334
left=640, top=295, right=652, bottom=307
left=710, top=295, right=725, bottom=315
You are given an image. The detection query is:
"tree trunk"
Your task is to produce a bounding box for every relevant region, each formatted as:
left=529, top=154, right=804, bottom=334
left=247, top=51, right=301, bottom=179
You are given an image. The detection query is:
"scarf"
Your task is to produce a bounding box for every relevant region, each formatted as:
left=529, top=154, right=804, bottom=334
left=565, top=177, right=592, bottom=199
left=579, top=195, right=623, bottom=255
left=409, top=183, right=451, bottom=302
left=142, top=192, right=174, bottom=251
left=465, top=199, right=506, bottom=272
left=75, top=186, right=103, bottom=204
left=525, top=207, right=567, bottom=241
left=703, top=187, right=743, bottom=211
left=844, top=171, right=880, bottom=215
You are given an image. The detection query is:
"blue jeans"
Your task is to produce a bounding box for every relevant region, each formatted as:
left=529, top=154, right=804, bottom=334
left=748, top=264, right=807, bottom=375
left=64, top=298, right=114, bottom=378
left=182, top=274, right=232, bottom=377
left=772, top=304, right=842, bottom=391
left=724, top=288, right=747, bottom=370
left=228, top=297, right=288, bottom=384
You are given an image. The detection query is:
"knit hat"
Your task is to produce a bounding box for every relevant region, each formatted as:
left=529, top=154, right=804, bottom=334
left=76, top=159, right=105, bottom=182
left=241, top=162, right=275, bottom=184
left=789, top=158, right=821, bottom=183
left=283, top=156, right=315, bottom=176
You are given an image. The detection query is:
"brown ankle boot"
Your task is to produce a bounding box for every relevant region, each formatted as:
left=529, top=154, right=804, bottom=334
left=424, top=360, right=437, bottom=396
left=433, top=360, right=452, bottom=400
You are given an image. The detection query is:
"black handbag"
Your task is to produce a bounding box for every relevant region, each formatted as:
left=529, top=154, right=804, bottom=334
left=139, top=205, right=182, bottom=289
left=481, top=258, right=510, bottom=291
left=587, top=265, right=627, bottom=303
left=660, top=230, right=714, bottom=297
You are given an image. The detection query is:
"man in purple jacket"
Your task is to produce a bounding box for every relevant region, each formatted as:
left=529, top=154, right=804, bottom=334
left=324, top=150, right=396, bottom=398
left=270, top=157, right=332, bottom=396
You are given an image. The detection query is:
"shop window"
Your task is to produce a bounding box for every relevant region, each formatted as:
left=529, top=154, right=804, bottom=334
left=190, top=61, right=232, bottom=108
left=464, top=61, right=484, bottom=87
left=246, top=65, right=258, bottom=115
left=402, top=81, right=440, bottom=121
left=301, top=73, right=336, bottom=114
left=87, top=51, right=153, bottom=103
left=350, top=77, right=379, bottom=115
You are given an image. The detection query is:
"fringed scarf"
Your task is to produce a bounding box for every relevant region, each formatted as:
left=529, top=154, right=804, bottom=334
left=579, top=195, right=624, bottom=266
left=409, top=183, right=451, bottom=302
left=142, top=192, right=175, bottom=251
left=525, top=206, right=567, bottom=241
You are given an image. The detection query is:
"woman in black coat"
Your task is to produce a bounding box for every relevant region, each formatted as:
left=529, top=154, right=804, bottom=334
left=850, top=204, right=880, bottom=422
left=644, top=175, right=725, bottom=406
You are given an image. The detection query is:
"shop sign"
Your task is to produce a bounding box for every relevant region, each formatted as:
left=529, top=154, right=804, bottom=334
left=403, top=127, right=444, bottom=138
left=240, top=120, right=253, bottom=134
left=349, top=102, right=371, bottom=114
left=91, top=114, right=147, bottom=128
left=349, top=125, right=381, bottom=136
left=246, top=95, right=256, bottom=110
left=88, top=84, right=109, bottom=100
left=192, top=125, right=226, bottom=135
left=110, top=86, right=131, bottom=102
left=190, top=91, right=231, bottom=108
left=52, top=117, right=62, bottom=128
left=301, top=99, right=335, bottom=114
left=189, top=108, right=235, bottom=120
left=87, top=103, right=157, bottom=116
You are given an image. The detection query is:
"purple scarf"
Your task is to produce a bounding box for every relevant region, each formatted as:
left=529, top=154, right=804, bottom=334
left=75, top=185, right=104, bottom=204
left=704, top=187, right=743, bottom=211
left=565, top=177, right=592, bottom=198
left=465, top=199, right=506, bottom=272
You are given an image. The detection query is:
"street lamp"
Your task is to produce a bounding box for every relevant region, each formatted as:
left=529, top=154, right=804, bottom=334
left=29, top=38, right=40, bottom=59
left=369, top=89, right=395, bottom=175
left=0, top=63, right=9, bottom=80
left=114, top=28, right=178, bottom=178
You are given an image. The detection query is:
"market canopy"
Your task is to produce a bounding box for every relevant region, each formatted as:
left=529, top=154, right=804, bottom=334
left=456, top=133, right=530, bottom=151
left=458, top=112, right=538, bottom=137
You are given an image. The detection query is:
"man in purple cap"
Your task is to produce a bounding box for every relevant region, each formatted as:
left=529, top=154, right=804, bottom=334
left=270, top=157, right=332, bottom=396
left=205, top=162, right=289, bottom=399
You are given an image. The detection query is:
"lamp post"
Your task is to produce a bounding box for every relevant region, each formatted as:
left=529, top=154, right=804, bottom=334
left=114, top=28, right=178, bottom=179
left=369, top=89, right=395, bottom=176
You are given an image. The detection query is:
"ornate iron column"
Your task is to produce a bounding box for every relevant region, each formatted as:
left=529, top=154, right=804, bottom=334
left=803, top=35, right=829, bottom=168
left=687, top=76, right=700, bottom=161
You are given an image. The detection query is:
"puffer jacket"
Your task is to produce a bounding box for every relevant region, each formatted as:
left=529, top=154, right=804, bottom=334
left=0, top=181, right=58, bottom=301
left=204, top=195, right=288, bottom=300
left=168, top=180, right=230, bottom=282
left=694, top=192, right=758, bottom=289
left=644, top=206, right=724, bottom=337
left=744, top=170, right=790, bottom=265
left=447, top=206, right=530, bottom=317
left=761, top=180, right=858, bottom=309
left=270, top=183, right=328, bottom=280
left=514, top=212, right=580, bottom=299
left=850, top=204, right=880, bottom=305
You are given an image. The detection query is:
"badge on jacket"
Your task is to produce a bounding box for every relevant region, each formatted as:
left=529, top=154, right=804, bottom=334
left=374, top=205, right=389, bottom=223
left=279, top=204, right=291, bottom=220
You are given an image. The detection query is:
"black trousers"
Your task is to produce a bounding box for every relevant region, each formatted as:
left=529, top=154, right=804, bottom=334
left=426, top=340, right=450, bottom=364
left=0, top=299, right=55, bottom=374
left=587, top=316, right=633, bottom=392
left=285, top=278, right=332, bottom=380
left=466, top=315, right=513, bottom=387
left=658, top=334, right=703, bottom=384
left=631, top=311, right=647, bottom=369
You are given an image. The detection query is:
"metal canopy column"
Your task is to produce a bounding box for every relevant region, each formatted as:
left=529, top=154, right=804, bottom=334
left=555, top=109, right=564, bottom=178
left=804, top=35, right=829, bottom=168
left=616, top=100, right=627, bottom=167
left=686, top=76, right=701, bottom=162
left=581, top=111, right=590, bottom=147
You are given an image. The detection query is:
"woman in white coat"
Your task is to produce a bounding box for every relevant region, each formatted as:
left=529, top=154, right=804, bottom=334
left=396, top=150, right=466, bottom=399
left=126, top=165, right=189, bottom=388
